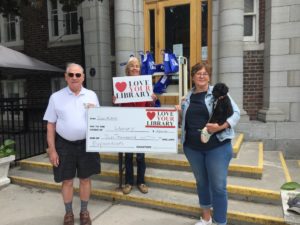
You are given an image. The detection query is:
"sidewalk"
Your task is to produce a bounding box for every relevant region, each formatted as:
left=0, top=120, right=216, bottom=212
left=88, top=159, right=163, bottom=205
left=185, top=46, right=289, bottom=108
left=0, top=184, right=197, bottom=225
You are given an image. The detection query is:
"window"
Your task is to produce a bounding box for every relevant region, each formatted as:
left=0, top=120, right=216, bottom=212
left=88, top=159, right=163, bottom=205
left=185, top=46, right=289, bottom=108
left=47, top=0, right=80, bottom=43
left=1, top=80, right=26, bottom=98
left=244, top=0, right=258, bottom=42
left=51, top=77, right=66, bottom=93
left=0, top=14, right=24, bottom=47
left=0, top=80, right=25, bottom=119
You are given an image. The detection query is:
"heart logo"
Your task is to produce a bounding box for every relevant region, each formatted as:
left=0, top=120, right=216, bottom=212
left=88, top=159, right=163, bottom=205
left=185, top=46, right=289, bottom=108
left=147, top=112, right=156, bottom=120
left=115, top=82, right=127, bottom=92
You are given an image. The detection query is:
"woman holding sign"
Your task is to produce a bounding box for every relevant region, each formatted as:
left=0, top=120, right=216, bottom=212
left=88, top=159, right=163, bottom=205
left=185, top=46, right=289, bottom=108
left=113, top=57, right=157, bottom=195
left=178, top=62, right=240, bottom=225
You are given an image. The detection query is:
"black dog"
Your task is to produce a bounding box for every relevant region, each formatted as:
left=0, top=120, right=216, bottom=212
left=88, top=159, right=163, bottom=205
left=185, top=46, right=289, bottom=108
left=210, top=82, right=233, bottom=125
left=200, top=82, right=234, bottom=143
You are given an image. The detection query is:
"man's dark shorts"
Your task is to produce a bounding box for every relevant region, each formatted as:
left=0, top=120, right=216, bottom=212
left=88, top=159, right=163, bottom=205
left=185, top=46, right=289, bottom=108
left=53, top=134, right=101, bottom=183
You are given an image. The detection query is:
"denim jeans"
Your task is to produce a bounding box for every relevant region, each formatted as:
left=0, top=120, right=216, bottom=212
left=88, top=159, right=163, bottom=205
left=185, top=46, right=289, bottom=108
left=184, top=142, right=232, bottom=225
left=125, top=153, right=146, bottom=185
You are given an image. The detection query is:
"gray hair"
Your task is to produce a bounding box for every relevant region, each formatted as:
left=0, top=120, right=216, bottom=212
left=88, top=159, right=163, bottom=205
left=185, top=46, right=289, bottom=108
left=125, top=57, right=140, bottom=75
left=65, top=63, right=84, bottom=73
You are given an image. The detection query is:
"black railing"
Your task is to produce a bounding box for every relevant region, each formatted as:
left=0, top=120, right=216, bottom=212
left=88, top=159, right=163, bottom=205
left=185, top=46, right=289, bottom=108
left=0, top=97, right=48, bottom=161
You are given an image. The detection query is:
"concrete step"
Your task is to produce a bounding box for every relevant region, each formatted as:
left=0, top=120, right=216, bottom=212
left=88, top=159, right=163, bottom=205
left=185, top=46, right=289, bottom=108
left=232, top=133, right=244, bottom=157
left=18, top=149, right=288, bottom=205
left=285, top=159, right=300, bottom=183
left=8, top=168, right=286, bottom=225
left=100, top=140, right=263, bottom=179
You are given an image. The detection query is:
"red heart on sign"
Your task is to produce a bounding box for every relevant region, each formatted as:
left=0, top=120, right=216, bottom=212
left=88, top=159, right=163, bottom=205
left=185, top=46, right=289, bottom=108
left=115, top=82, right=127, bottom=92
left=147, top=112, right=156, bottom=120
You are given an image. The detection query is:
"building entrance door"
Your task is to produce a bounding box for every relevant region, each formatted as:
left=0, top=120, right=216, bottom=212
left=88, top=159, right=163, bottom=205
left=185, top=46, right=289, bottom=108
left=144, top=0, right=211, bottom=68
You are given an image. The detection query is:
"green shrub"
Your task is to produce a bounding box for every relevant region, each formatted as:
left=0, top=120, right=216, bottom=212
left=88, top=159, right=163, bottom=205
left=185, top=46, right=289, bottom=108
left=281, top=182, right=300, bottom=191
left=0, top=139, right=15, bottom=158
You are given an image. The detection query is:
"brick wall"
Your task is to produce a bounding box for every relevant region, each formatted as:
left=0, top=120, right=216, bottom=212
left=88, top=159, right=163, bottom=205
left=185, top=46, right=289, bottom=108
left=243, top=50, right=264, bottom=120
left=259, top=0, right=265, bottom=43
left=20, top=2, right=81, bottom=99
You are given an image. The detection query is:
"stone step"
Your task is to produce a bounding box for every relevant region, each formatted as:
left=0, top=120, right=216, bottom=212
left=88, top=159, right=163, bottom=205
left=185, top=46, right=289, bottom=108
left=232, top=133, right=244, bottom=157
left=18, top=149, right=287, bottom=205
left=285, top=159, right=300, bottom=183
left=100, top=141, right=263, bottom=179
left=8, top=168, right=286, bottom=225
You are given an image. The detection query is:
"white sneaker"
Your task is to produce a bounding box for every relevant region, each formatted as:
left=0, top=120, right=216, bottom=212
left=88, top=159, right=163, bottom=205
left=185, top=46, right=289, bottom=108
left=195, top=217, right=212, bottom=225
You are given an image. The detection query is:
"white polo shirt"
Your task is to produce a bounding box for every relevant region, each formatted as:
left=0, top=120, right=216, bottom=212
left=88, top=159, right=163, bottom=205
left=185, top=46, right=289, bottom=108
left=43, top=86, right=100, bottom=141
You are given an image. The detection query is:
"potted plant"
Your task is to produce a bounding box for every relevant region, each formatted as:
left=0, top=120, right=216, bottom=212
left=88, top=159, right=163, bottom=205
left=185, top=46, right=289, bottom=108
left=0, top=139, right=15, bottom=188
left=280, top=181, right=300, bottom=223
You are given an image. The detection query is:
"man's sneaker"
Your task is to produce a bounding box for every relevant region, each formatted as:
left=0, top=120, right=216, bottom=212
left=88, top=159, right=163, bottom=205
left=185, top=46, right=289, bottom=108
left=200, top=127, right=212, bottom=143
left=63, top=212, right=74, bottom=225
left=137, top=183, right=148, bottom=194
left=80, top=210, right=92, bottom=225
left=195, top=217, right=212, bottom=225
left=122, top=184, right=132, bottom=195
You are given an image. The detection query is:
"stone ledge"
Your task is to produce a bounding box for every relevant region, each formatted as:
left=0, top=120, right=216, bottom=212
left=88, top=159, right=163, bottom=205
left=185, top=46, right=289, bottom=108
left=281, top=190, right=300, bottom=225
left=236, top=121, right=300, bottom=158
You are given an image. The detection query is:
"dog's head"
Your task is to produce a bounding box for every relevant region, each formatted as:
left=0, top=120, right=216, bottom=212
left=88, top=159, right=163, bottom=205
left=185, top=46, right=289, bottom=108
left=210, top=82, right=233, bottom=125
left=212, top=83, right=229, bottom=99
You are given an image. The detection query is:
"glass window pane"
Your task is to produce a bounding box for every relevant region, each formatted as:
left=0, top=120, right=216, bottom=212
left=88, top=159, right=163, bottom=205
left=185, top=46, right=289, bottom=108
left=64, top=13, right=71, bottom=35
left=244, top=15, right=253, bottom=36
left=3, top=18, right=7, bottom=41
left=5, top=16, right=16, bottom=42
left=51, top=1, right=59, bottom=36
left=149, top=10, right=155, bottom=59
left=19, top=18, right=23, bottom=40
left=52, top=14, right=59, bottom=36
left=70, top=12, right=78, bottom=34
left=64, top=11, right=78, bottom=35
left=201, top=2, right=208, bottom=60
left=7, top=82, right=15, bottom=98
left=245, top=0, right=254, bottom=13
left=165, top=4, right=190, bottom=58
left=52, top=0, right=58, bottom=10
left=10, top=23, right=16, bottom=41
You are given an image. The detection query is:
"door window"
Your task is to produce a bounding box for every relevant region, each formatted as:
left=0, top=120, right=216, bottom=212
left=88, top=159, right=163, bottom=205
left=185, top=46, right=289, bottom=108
left=144, top=0, right=211, bottom=66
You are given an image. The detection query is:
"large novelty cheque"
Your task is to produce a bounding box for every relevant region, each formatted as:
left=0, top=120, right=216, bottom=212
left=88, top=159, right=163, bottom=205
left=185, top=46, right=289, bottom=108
left=113, top=75, right=153, bottom=104
left=86, top=107, right=178, bottom=153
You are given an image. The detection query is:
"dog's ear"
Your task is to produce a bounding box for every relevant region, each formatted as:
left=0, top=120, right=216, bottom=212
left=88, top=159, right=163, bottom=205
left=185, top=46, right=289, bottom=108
left=212, top=83, right=221, bottom=98
left=219, top=83, right=229, bottom=96
left=213, top=83, right=229, bottom=98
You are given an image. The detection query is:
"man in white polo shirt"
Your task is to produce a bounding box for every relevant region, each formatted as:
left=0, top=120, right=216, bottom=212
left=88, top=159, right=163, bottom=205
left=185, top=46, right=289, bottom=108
left=44, top=63, right=100, bottom=225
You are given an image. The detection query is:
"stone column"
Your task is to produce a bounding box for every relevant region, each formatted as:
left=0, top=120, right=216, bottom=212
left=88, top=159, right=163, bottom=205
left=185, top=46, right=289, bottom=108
left=114, top=0, right=144, bottom=76
left=81, top=0, right=112, bottom=106
left=218, top=0, right=249, bottom=121
left=133, top=0, right=144, bottom=54
left=211, top=0, right=219, bottom=84
left=257, top=1, right=300, bottom=122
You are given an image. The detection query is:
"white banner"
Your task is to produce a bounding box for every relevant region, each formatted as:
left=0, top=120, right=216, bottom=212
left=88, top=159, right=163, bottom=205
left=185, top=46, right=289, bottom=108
left=113, top=75, right=153, bottom=104
left=86, top=107, right=178, bottom=153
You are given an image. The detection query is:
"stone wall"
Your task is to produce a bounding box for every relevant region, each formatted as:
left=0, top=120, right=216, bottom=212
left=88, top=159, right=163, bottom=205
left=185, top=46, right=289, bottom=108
left=258, top=1, right=300, bottom=122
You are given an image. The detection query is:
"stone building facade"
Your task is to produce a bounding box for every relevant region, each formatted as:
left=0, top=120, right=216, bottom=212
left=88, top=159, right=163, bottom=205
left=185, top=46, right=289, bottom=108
left=0, top=0, right=299, bottom=157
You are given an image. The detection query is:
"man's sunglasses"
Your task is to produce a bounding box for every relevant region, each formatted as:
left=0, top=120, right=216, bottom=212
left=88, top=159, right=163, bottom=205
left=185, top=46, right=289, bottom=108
left=67, top=73, right=82, bottom=78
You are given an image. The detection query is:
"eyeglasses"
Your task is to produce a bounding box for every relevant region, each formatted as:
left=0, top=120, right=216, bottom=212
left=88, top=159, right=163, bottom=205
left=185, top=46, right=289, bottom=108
left=195, top=72, right=209, bottom=76
left=67, top=73, right=82, bottom=78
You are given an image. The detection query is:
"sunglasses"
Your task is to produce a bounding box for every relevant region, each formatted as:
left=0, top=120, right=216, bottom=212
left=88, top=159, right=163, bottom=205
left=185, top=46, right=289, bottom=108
left=67, top=73, right=82, bottom=78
